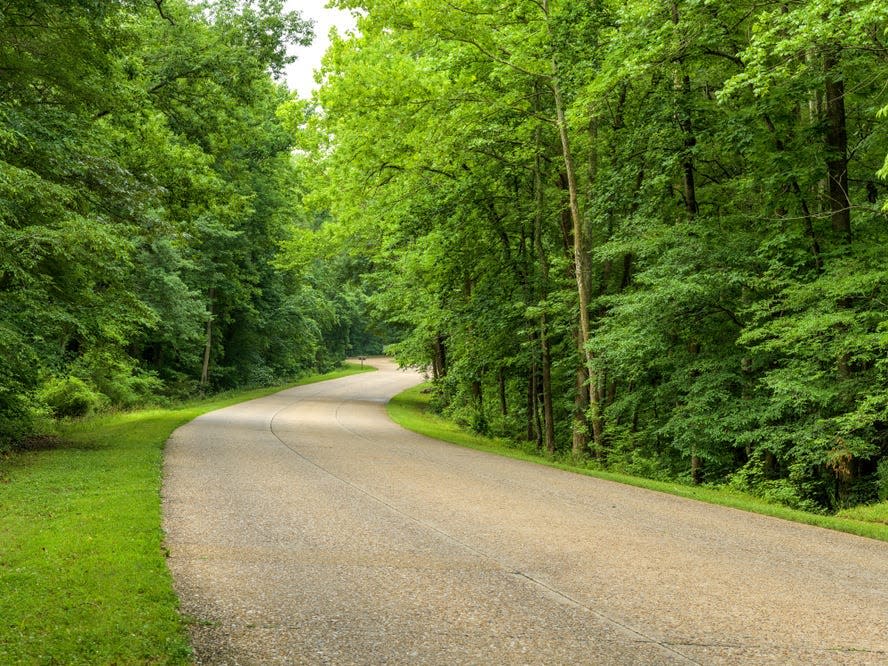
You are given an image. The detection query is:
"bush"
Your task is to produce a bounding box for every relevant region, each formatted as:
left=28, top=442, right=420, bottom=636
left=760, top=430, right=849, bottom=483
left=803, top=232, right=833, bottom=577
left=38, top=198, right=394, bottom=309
left=39, top=376, right=105, bottom=418
left=729, top=461, right=824, bottom=513
left=71, top=350, right=163, bottom=408
left=0, top=331, right=41, bottom=451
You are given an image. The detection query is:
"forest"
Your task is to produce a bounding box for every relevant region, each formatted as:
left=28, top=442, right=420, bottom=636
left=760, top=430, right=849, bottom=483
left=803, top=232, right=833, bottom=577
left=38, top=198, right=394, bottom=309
left=0, top=0, right=383, bottom=448
left=308, top=0, right=888, bottom=512
left=3, top=0, right=888, bottom=514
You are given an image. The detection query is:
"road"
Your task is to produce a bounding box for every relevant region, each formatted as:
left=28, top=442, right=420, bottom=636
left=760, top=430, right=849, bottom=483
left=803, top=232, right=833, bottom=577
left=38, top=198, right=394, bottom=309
left=163, top=358, right=888, bottom=665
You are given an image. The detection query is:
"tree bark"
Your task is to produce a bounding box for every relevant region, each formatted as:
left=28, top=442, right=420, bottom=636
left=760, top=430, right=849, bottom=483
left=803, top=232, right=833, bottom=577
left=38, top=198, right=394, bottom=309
left=540, top=333, right=556, bottom=454
left=573, top=348, right=590, bottom=455
left=470, top=379, right=483, bottom=406
left=433, top=334, right=447, bottom=378
left=549, top=82, right=603, bottom=451
left=533, top=123, right=557, bottom=454
left=542, top=0, right=602, bottom=451
left=526, top=362, right=540, bottom=446
left=200, top=287, right=215, bottom=387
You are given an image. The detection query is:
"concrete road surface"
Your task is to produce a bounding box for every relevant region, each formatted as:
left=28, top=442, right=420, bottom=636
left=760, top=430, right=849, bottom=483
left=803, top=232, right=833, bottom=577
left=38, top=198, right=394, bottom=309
left=163, top=358, right=888, bottom=665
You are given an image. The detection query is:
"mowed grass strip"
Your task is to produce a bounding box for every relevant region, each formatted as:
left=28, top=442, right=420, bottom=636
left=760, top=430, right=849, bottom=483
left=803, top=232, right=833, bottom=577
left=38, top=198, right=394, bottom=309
left=387, top=383, right=888, bottom=543
left=0, top=363, right=372, bottom=665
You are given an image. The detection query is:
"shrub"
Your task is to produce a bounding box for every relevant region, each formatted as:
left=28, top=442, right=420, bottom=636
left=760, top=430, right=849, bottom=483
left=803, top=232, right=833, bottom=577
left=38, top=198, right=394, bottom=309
left=39, top=376, right=105, bottom=418
left=71, top=350, right=163, bottom=408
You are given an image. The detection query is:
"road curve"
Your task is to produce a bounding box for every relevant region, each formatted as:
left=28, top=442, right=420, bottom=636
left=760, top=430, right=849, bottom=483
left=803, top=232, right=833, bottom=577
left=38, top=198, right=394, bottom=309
left=163, top=358, right=888, bottom=665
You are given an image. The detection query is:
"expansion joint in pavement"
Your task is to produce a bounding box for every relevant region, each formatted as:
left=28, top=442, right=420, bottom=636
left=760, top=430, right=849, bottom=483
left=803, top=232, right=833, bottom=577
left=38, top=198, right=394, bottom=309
left=508, top=571, right=701, bottom=665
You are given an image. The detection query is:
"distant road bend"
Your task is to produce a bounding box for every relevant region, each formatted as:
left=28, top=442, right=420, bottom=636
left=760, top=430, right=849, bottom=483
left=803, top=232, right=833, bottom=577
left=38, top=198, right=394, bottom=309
left=163, top=358, right=888, bottom=665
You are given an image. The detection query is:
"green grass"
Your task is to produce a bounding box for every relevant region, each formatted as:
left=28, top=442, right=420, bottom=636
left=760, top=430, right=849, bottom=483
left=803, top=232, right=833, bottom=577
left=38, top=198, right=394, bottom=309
left=388, top=383, right=888, bottom=543
left=837, top=500, right=888, bottom=525
left=0, top=363, right=372, bottom=665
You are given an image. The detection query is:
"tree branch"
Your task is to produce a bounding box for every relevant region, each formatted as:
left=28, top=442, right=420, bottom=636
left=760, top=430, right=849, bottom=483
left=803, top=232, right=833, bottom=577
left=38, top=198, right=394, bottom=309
left=153, top=0, right=176, bottom=26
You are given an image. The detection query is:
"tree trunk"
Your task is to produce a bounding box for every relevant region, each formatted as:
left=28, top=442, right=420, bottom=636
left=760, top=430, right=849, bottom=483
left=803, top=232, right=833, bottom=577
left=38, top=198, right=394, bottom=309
left=532, top=122, right=556, bottom=454
left=691, top=454, right=702, bottom=485
left=678, top=71, right=698, bottom=216
left=688, top=340, right=702, bottom=484
left=526, top=363, right=538, bottom=443
left=200, top=287, right=215, bottom=387
left=470, top=379, right=483, bottom=405
left=824, top=48, right=851, bottom=242
left=573, top=348, right=590, bottom=456
left=434, top=334, right=447, bottom=378
left=672, top=2, right=703, bottom=483
left=671, top=2, right=698, bottom=217
left=552, top=89, right=603, bottom=448
left=540, top=329, right=556, bottom=454
left=542, top=0, right=602, bottom=450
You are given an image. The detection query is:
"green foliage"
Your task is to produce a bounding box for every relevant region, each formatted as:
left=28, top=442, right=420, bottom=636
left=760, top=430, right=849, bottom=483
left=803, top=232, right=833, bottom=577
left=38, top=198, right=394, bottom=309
left=71, top=350, right=165, bottom=409
left=0, top=326, right=41, bottom=450
left=0, top=0, right=370, bottom=446
left=38, top=377, right=105, bottom=419
left=311, top=0, right=888, bottom=514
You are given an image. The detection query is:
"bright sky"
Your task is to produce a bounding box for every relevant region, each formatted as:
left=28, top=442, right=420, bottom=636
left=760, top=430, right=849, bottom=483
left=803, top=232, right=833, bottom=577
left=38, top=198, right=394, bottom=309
left=282, top=1, right=356, bottom=98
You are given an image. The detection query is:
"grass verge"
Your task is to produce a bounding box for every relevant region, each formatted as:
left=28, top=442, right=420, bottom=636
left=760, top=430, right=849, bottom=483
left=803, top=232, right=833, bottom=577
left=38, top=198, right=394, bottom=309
left=837, top=501, right=888, bottom=525
left=0, top=363, right=372, bottom=665
left=388, top=383, right=888, bottom=543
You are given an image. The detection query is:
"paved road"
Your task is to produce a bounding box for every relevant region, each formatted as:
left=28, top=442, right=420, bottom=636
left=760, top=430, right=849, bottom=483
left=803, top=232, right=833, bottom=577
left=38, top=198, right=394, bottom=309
left=163, top=358, right=888, bottom=665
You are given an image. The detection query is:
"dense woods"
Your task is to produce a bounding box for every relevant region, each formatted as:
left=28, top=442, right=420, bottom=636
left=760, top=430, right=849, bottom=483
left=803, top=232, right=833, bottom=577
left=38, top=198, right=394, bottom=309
left=0, top=0, right=380, bottom=449
left=307, top=0, right=888, bottom=512
left=3, top=0, right=888, bottom=515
